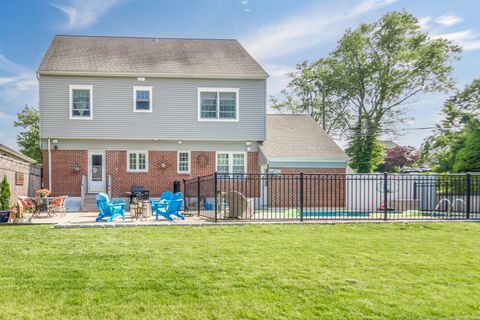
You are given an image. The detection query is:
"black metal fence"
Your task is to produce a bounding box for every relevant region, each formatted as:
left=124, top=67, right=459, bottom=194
left=183, top=173, right=480, bottom=222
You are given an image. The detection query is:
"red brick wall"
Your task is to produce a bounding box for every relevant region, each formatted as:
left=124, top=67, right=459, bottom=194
left=111, top=150, right=260, bottom=197
left=106, top=150, right=219, bottom=197
left=43, top=150, right=88, bottom=196
left=44, top=149, right=259, bottom=197
left=268, top=168, right=346, bottom=208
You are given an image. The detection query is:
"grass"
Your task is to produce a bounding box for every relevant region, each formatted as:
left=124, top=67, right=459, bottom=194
left=0, top=223, right=479, bottom=319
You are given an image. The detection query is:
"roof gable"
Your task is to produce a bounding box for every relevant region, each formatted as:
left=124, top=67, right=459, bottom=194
left=38, top=35, right=268, bottom=79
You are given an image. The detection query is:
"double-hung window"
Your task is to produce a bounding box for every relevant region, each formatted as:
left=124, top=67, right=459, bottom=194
left=216, top=152, right=246, bottom=175
left=133, top=86, right=153, bottom=112
left=127, top=151, right=148, bottom=172
left=177, top=151, right=191, bottom=174
left=198, top=88, right=239, bottom=121
left=69, top=85, right=93, bottom=119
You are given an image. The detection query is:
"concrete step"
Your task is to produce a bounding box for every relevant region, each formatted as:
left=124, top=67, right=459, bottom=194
left=82, top=194, right=98, bottom=212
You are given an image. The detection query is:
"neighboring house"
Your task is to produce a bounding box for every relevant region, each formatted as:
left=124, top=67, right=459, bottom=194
left=37, top=35, right=347, bottom=206
left=0, top=144, right=41, bottom=203
left=379, top=140, right=399, bottom=151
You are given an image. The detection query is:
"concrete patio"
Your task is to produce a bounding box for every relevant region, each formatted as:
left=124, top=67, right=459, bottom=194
left=23, top=210, right=209, bottom=228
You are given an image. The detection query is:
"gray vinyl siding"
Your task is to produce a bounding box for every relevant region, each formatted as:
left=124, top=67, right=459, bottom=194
left=40, top=139, right=258, bottom=152
left=39, top=75, right=266, bottom=141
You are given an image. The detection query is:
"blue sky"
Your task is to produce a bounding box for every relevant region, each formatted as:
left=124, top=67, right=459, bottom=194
left=1, top=0, right=480, bottom=150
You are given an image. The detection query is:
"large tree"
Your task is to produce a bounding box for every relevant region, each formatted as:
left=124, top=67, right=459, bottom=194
left=452, top=120, right=480, bottom=172
left=335, top=11, right=460, bottom=172
left=422, top=79, right=480, bottom=172
left=272, top=11, right=461, bottom=172
left=13, top=106, right=42, bottom=163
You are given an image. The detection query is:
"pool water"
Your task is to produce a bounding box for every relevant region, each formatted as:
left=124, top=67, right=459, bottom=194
left=303, top=211, right=370, bottom=217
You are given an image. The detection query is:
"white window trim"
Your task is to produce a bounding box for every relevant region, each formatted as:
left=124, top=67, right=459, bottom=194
left=197, top=87, right=239, bottom=122
left=69, top=85, right=93, bottom=120
left=215, top=151, right=247, bottom=174
left=177, top=151, right=191, bottom=174
left=127, top=150, right=149, bottom=172
left=133, top=86, right=153, bottom=113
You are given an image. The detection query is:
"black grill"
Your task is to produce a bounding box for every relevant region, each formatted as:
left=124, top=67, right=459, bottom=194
left=129, top=186, right=150, bottom=203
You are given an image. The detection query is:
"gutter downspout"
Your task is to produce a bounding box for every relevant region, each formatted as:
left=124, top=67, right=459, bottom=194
left=47, top=138, right=52, bottom=191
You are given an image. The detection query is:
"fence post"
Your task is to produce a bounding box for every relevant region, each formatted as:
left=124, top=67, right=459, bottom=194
left=300, top=173, right=304, bottom=222
left=182, top=178, right=187, bottom=212
left=383, top=172, right=388, bottom=221
left=466, top=173, right=471, bottom=219
left=197, top=176, right=200, bottom=217
left=214, top=172, right=218, bottom=223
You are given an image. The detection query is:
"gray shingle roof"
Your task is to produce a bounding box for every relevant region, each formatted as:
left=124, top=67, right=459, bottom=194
left=38, top=35, right=268, bottom=79
left=261, top=115, right=348, bottom=160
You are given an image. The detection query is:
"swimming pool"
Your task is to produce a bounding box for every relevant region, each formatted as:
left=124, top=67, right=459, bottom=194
left=303, top=211, right=370, bottom=217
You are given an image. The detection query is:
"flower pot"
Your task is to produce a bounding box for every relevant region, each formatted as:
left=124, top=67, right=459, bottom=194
left=0, top=211, right=10, bottom=223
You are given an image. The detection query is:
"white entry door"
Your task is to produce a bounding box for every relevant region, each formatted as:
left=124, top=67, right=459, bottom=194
left=88, top=152, right=106, bottom=193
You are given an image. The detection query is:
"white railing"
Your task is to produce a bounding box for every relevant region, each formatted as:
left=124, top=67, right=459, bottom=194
left=80, top=175, right=87, bottom=211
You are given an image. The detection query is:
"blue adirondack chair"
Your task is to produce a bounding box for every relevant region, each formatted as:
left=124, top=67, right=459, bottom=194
left=150, top=191, right=173, bottom=213
left=154, top=199, right=185, bottom=221
left=95, top=193, right=126, bottom=222
left=171, top=192, right=183, bottom=201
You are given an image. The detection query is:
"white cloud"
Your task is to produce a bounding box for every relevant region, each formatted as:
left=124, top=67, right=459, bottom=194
left=0, top=55, right=38, bottom=110
left=0, top=112, right=13, bottom=120
left=264, top=64, right=295, bottom=102
left=241, top=0, right=249, bottom=4
left=244, top=8, right=250, bottom=13
left=423, top=13, right=480, bottom=51
left=461, top=40, right=480, bottom=51
left=0, top=54, right=30, bottom=74
left=50, top=0, right=124, bottom=30
left=418, top=16, right=431, bottom=30
left=0, top=55, right=38, bottom=149
left=241, top=0, right=397, bottom=61
left=433, top=29, right=480, bottom=51
left=435, top=14, right=462, bottom=26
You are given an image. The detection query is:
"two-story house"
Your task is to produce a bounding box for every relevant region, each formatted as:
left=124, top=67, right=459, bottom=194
left=38, top=35, right=347, bottom=207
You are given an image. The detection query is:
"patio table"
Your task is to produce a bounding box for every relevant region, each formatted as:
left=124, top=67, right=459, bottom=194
left=28, top=197, right=56, bottom=217
left=130, top=201, right=150, bottom=221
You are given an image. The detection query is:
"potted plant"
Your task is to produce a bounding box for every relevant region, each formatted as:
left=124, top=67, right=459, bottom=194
left=0, top=175, right=11, bottom=223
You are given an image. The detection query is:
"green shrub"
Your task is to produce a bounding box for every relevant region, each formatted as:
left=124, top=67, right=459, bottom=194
left=0, top=175, right=11, bottom=210
left=436, top=174, right=480, bottom=194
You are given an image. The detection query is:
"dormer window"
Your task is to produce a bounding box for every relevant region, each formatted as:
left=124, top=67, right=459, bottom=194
left=69, top=85, right=93, bottom=120
left=198, top=88, right=239, bottom=121
left=133, top=86, right=153, bottom=112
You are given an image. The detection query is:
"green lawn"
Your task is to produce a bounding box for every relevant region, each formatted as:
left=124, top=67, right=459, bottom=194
left=1, top=223, right=479, bottom=319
